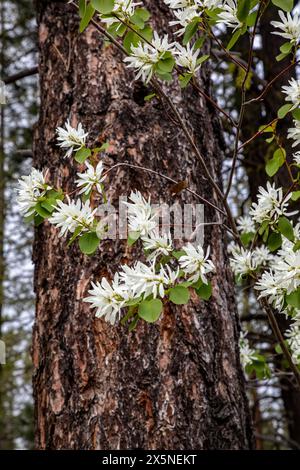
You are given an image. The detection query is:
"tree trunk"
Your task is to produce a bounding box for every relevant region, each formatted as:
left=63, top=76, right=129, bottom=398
left=32, top=1, right=253, bottom=450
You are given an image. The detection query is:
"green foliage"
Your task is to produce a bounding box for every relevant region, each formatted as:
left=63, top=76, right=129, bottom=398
left=237, top=0, right=251, bottom=22
left=183, top=17, right=200, bottom=46
left=92, top=0, right=115, bottom=14
left=79, top=3, right=95, bottom=32
left=267, top=231, right=282, bottom=252
left=246, top=354, right=271, bottom=380
left=271, top=0, right=294, bottom=12
left=265, top=148, right=285, bottom=177
left=277, top=216, right=294, bottom=242
left=127, top=231, right=140, bottom=246
left=78, top=231, right=100, bottom=255
left=75, top=147, right=92, bottom=163
left=196, top=281, right=212, bottom=300
left=169, top=285, right=190, bottom=305
left=138, top=298, right=163, bottom=322
left=286, top=288, right=300, bottom=308
left=277, top=103, right=292, bottom=119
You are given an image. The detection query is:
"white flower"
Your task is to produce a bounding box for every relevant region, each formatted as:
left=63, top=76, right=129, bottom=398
left=285, top=315, right=300, bottom=364
left=120, top=261, right=179, bottom=299
left=169, top=7, right=200, bottom=36
left=236, top=215, right=256, bottom=234
left=101, top=0, right=141, bottom=29
left=141, top=230, right=173, bottom=260
left=75, top=161, right=105, bottom=195
left=293, top=151, right=300, bottom=165
left=272, top=251, right=300, bottom=295
left=173, top=42, right=201, bottom=74
left=124, top=190, right=157, bottom=236
left=17, top=168, right=51, bottom=216
left=249, top=182, right=293, bottom=225
left=49, top=198, right=96, bottom=237
left=255, top=270, right=286, bottom=311
left=252, top=246, right=273, bottom=267
left=201, top=0, right=222, bottom=8
left=217, top=0, right=243, bottom=31
left=56, top=120, right=88, bottom=158
left=239, top=332, right=256, bottom=368
left=288, top=120, right=300, bottom=147
left=271, top=10, right=300, bottom=44
left=124, top=32, right=175, bottom=83
left=282, top=78, right=300, bottom=109
left=179, top=243, right=214, bottom=284
left=230, top=246, right=257, bottom=276
left=84, top=273, right=131, bottom=324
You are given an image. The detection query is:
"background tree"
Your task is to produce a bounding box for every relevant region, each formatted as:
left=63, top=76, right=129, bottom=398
left=0, top=0, right=36, bottom=450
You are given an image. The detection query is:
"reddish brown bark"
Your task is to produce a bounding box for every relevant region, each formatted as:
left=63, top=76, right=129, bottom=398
left=32, top=1, right=253, bottom=449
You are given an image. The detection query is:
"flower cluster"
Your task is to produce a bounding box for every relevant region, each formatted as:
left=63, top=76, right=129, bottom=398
left=56, top=120, right=88, bottom=158
left=76, top=161, right=105, bottom=195
left=84, top=190, right=215, bottom=325
left=101, top=0, right=141, bottom=30
left=49, top=198, right=96, bottom=237
left=124, top=32, right=175, bottom=83
left=239, top=333, right=256, bottom=368
left=249, top=182, right=293, bottom=225
left=271, top=10, right=300, bottom=45
left=17, top=168, right=51, bottom=217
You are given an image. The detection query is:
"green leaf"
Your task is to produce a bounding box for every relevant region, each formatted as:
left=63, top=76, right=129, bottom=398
left=128, top=231, right=140, bottom=246
left=286, top=287, right=300, bottom=308
left=267, top=232, right=282, bottom=252
left=237, top=0, right=251, bottom=22
left=179, top=73, right=193, bottom=89
left=123, top=30, right=140, bottom=53
left=271, top=0, right=294, bottom=13
left=293, top=240, right=300, bottom=252
left=41, top=199, right=57, bottom=213
left=227, top=29, right=242, bottom=50
left=196, top=281, right=212, bottom=300
left=128, top=315, right=139, bottom=331
left=156, top=53, right=175, bottom=73
left=79, top=0, right=87, bottom=18
left=172, top=250, right=185, bottom=260
left=275, top=343, right=283, bottom=354
left=79, top=3, right=95, bottom=32
left=183, top=17, right=200, bottom=46
left=169, top=285, right=190, bottom=305
left=68, top=226, right=83, bottom=246
left=78, top=231, right=100, bottom=255
left=35, top=202, right=51, bottom=219
left=280, top=41, right=293, bottom=54
left=276, top=51, right=290, bottom=62
left=240, top=232, right=254, bottom=246
left=34, top=214, right=44, bottom=227
left=138, top=298, right=163, bottom=323
left=292, top=190, right=300, bottom=201
left=91, top=0, right=115, bottom=14
left=278, top=216, right=294, bottom=241
left=144, top=93, right=156, bottom=101
left=265, top=148, right=285, bottom=177
left=277, top=103, right=292, bottom=119
left=292, top=108, right=300, bottom=120
left=75, top=147, right=92, bottom=163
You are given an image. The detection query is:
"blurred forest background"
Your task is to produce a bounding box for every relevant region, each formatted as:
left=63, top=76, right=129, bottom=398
left=0, top=0, right=299, bottom=450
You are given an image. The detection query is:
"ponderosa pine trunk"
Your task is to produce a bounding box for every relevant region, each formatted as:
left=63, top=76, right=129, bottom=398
left=32, top=0, right=253, bottom=450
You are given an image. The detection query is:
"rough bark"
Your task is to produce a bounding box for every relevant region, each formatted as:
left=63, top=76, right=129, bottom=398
left=32, top=1, right=253, bottom=450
